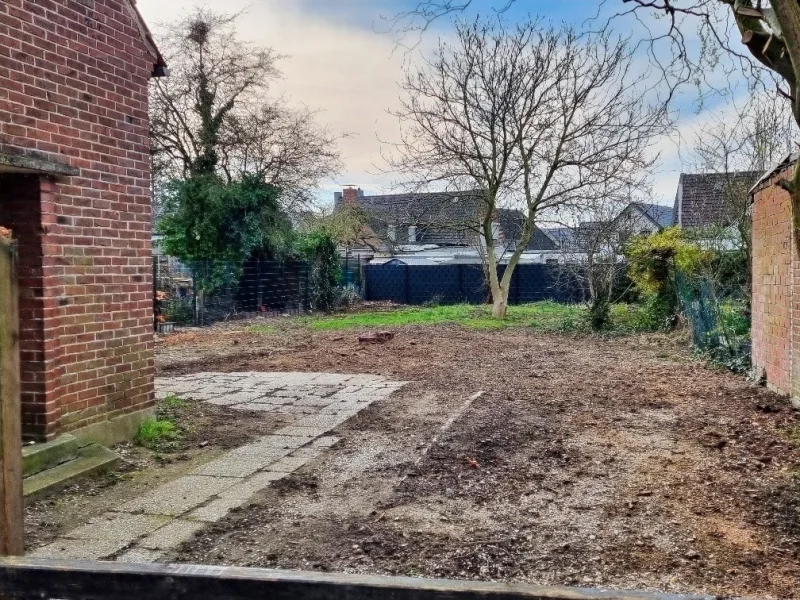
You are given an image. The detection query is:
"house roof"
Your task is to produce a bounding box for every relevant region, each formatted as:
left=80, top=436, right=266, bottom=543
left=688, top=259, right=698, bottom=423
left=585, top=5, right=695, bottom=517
left=348, top=190, right=484, bottom=247
left=543, top=227, right=576, bottom=250
left=630, top=202, right=674, bottom=229
left=496, top=209, right=559, bottom=251
left=355, top=191, right=484, bottom=225
left=124, top=0, right=167, bottom=76
left=675, top=171, right=760, bottom=228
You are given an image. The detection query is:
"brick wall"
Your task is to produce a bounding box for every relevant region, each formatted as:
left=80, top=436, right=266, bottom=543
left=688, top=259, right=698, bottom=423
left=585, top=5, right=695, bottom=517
left=0, top=0, right=157, bottom=440
left=751, top=167, right=795, bottom=397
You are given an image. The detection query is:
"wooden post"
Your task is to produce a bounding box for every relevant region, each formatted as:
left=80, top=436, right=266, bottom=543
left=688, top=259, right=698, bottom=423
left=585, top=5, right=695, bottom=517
left=0, top=232, right=23, bottom=556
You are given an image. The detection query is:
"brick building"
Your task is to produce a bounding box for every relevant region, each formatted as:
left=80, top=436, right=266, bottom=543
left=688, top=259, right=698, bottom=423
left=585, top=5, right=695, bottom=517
left=0, top=0, right=165, bottom=442
left=751, top=155, right=798, bottom=399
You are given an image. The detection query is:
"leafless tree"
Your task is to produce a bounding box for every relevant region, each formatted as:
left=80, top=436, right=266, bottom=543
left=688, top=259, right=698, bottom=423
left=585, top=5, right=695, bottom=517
left=389, top=17, right=669, bottom=318
left=686, top=93, right=799, bottom=295
left=150, top=8, right=342, bottom=210
left=389, top=2, right=800, bottom=255
left=553, top=195, right=636, bottom=329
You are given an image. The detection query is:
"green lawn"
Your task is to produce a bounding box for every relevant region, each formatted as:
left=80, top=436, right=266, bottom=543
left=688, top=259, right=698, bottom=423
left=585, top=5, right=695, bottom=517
left=289, top=301, right=648, bottom=333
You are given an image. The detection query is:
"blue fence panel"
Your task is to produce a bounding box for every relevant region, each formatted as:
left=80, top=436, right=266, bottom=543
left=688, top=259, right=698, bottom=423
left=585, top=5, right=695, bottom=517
left=362, top=263, right=583, bottom=305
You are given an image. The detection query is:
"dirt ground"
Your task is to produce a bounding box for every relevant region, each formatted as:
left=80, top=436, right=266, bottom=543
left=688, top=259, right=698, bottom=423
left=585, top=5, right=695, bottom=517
left=27, top=321, right=800, bottom=598
left=149, top=322, right=800, bottom=599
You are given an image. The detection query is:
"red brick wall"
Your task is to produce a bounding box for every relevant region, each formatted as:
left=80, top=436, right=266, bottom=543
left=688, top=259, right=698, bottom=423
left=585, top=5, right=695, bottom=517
left=0, top=0, right=156, bottom=440
left=751, top=168, right=795, bottom=396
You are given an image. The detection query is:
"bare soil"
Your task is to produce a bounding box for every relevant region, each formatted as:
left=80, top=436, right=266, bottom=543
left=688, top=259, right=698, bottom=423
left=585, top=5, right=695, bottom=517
left=150, top=323, right=800, bottom=599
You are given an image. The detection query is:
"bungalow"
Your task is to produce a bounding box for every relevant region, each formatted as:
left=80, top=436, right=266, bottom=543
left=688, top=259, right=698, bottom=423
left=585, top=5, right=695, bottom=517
left=335, top=187, right=558, bottom=264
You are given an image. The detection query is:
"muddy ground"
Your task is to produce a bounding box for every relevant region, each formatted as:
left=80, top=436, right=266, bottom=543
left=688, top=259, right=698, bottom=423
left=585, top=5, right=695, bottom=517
left=26, top=321, right=800, bottom=598
left=153, top=323, right=800, bottom=599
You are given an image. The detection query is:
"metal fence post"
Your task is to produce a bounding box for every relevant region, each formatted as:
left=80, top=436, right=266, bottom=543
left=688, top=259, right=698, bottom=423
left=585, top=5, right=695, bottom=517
left=305, top=266, right=311, bottom=312
left=404, top=265, right=410, bottom=305
left=0, top=233, right=24, bottom=556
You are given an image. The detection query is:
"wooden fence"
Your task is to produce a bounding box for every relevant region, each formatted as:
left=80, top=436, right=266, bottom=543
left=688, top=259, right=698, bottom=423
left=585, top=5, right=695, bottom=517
left=0, top=232, right=23, bottom=556
left=0, top=558, right=717, bottom=600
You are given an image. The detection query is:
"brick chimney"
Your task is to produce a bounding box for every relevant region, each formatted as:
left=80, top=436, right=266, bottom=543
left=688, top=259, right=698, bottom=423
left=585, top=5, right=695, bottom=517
left=342, top=186, right=363, bottom=207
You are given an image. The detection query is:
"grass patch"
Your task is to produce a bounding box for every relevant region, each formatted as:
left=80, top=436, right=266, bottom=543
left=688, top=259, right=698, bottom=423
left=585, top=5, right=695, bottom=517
left=246, top=323, right=278, bottom=334
left=136, top=418, right=181, bottom=451
left=303, top=301, right=648, bottom=334
left=161, top=394, right=187, bottom=409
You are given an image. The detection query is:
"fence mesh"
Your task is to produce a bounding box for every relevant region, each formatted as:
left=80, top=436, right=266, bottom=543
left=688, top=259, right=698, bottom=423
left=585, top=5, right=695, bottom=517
left=675, top=271, right=750, bottom=370
left=154, top=257, right=313, bottom=327
left=362, top=262, right=586, bottom=305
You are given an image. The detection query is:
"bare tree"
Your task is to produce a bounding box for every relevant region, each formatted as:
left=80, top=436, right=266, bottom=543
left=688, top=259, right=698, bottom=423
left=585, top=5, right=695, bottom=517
left=687, top=94, right=799, bottom=291
left=553, top=195, right=636, bottom=329
left=389, top=2, right=800, bottom=255
left=390, top=18, right=668, bottom=318
left=150, top=9, right=342, bottom=208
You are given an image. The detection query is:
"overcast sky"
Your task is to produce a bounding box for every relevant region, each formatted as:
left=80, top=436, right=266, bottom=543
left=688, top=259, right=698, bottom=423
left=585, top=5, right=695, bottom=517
left=136, top=0, right=752, bottom=208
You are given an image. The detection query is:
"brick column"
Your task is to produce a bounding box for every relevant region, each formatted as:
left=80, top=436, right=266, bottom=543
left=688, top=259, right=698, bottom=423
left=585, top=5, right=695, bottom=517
left=0, top=174, right=58, bottom=439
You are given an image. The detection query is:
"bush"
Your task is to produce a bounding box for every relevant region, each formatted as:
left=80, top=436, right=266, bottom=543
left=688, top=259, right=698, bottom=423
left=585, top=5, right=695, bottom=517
left=162, top=298, right=194, bottom=325
left=295, top=231, right=341, bottom=313
left=625, top=228, right=710, bottom=330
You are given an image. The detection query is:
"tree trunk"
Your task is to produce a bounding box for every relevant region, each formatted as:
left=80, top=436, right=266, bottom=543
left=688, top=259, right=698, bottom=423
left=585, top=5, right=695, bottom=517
left=491, top=286, right=509, bottom=318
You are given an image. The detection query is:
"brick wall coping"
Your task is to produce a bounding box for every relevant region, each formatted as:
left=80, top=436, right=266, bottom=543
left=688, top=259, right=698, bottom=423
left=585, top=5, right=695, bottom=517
left=750, top=151, right=798, bottom=196
left=0, top=151, right=78, bottom=177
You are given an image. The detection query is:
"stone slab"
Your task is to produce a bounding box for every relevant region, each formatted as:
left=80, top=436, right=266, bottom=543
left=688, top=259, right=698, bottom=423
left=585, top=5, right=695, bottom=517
left=65, top=513, right=170, bottom=543
left=310, top=435, right=341, bottom=448
left=118, top=476, right=236, bottom=517
left=117, top=548, right=164, bottom=563
left=274, top=426, right=329, bottom=438
left=188, top=471, right=288, bottom=522
left=140, top=520, right=204, bottom=551
left=264, top=455, right=312, bottom=473
left=191, top=454, right=278, bottom=478
left=29, top=537, right=130, bottom=560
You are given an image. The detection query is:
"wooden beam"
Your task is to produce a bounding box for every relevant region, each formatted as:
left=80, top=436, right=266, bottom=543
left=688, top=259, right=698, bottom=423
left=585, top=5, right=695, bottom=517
left=0, top=234, right=23, bottom=556
left=0, top=558, right=717, bottom=600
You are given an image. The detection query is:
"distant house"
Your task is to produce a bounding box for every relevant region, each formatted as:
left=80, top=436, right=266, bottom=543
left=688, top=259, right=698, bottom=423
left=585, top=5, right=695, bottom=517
left=674, top=171, right=760, bottom=229
left=613, top=202, right=675, bottom=237
left=335, top=187, right=558, bottom=262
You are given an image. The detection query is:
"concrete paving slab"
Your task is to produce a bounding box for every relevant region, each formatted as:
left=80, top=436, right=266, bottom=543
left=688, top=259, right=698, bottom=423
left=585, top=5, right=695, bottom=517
left=264, top=455, right=313, bottom=473
left=117, top=548, right=164, bottom=563
left=191, top=453, right=277, bottom=478
left=140, top=519, right=205, bottom=550
left=274, top=425, right=329, bottom=438
left=310, top=435, right=342, bottom=448
left=65, top=512, right=169, bottom=542
left=29, top=537, right=131, bottom=560
left=118, top=475, right=236, bottom=516
left=291, top=414, right=349, bottom=429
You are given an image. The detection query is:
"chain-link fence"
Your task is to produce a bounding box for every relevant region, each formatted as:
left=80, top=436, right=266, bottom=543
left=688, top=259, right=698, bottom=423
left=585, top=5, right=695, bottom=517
left=153, top=257, right=313, bottom=328
left=675, top=269, right=750, bottom=371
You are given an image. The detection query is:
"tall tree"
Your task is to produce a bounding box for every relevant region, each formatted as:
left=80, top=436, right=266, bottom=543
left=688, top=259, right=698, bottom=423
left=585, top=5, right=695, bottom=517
left=150, top=8, right=342, bottom=208
left=390, top=1, right=800, bottom=255
left=390, top=18, right=668, bottom=318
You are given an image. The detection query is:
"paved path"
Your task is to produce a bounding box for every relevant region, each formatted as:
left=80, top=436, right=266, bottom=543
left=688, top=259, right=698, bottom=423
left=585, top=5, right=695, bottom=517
left=30, top=372, right=407, bottom=562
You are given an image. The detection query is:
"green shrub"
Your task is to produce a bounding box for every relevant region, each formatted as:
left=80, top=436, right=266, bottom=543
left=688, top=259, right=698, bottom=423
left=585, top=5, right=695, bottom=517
left=625, top=228, right=711, bottom=330
left=295, top=230, right=341, bottom=313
